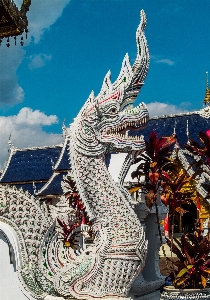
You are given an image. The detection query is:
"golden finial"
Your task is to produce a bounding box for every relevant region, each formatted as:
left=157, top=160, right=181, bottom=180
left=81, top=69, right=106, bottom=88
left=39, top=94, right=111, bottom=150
left=204, top=71, right=210, bottom=105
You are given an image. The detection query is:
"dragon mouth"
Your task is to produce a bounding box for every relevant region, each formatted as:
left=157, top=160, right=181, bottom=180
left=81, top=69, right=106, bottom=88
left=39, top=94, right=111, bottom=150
left=102, top=115, right=149, bottom=143
left=116, top=117, right=148, bottom=133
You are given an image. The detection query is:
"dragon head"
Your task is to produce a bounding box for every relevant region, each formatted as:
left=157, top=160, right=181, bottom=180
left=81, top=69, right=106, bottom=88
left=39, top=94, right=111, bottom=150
left=71, top=10, right=149, bottom=156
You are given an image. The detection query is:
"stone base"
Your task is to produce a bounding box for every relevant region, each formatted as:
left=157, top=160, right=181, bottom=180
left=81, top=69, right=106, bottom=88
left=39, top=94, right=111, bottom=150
left=160, top=287, right=210, bottom=300
left=92, top=293, right=160, bottom=300
left=128, top=275, right=163, bottom=300
left=45, top=295, right=161, bottom=300
left=52, top=290, right=160, bottom=300
left=44, top=282, right=162, bottom=300
left=130, top=290, right=160, bottom=300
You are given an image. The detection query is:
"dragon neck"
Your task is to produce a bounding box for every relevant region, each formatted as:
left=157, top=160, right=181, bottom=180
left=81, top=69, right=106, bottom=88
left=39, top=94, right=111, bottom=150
left=69, top=128, right=144, bottom=248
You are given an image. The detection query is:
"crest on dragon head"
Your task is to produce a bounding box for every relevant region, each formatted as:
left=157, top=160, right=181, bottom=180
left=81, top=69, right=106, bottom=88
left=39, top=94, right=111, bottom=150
left=71, top=10, right=149, bottom=156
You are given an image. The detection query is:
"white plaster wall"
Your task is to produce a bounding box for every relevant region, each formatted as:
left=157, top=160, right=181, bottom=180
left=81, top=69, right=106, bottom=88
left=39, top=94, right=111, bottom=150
left=0, top=232, right=29, bottom=300
left=108, top=153, right=140, bottom=182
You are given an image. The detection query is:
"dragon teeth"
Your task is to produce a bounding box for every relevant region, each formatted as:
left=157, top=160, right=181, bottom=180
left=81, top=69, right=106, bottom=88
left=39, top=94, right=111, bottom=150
left=106, top=130, right=144, bottom=141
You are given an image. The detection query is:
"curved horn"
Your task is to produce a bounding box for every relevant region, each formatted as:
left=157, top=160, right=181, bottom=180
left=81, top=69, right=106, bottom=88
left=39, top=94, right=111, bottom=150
left=122, top=9, right=150, bottom=108
left=95, top=10, right=149, bottom=107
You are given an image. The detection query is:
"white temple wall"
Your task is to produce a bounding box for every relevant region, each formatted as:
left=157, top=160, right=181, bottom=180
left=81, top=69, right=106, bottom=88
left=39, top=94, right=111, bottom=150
left=108, top=153, right=139, bottom=182
left=0, top=225, right=35, bottom=300
left=0, top=232, right=29, bottom=300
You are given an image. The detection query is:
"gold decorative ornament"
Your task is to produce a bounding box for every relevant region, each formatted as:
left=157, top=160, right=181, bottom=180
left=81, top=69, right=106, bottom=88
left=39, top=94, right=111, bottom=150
left=0, top=0, right=31, bottom=46
left=204, top=71, right=210, bottom=105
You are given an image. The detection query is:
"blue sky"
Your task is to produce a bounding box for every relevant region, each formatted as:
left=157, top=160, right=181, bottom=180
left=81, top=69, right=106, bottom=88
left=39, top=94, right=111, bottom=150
left=0, top=0, right=209, bottom=166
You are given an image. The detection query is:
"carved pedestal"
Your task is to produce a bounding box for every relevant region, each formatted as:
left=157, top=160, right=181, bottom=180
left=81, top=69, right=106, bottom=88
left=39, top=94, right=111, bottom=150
left=129, top=198, right=168, bottom=300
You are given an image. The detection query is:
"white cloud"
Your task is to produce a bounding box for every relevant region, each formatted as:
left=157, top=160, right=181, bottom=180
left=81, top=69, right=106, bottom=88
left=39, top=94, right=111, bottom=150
left=28, top=54, right=52, bottom=70
left=0, top=46, right=25, bottom=107
left=15, top=107, right=58, bottom=125
left=151, top=55, right=175, bottom=66
left=156, top=59, right=175, bottom=66
left=0, top=0, right=71, bottom=107
left=147, top=101, right=187, bottom=117
left=0, top=108, right=63, bottom=169
left=27, top=0, right=71, bottom=43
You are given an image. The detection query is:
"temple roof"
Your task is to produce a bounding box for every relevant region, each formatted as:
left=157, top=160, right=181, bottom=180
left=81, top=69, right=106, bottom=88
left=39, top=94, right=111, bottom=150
left=132, top=108, right=210, bottom=146
left=0, top=145, right=63, bottom=193
left=0, top=134, right=111, bottom=198
left=36, top=136, right=71, bottom=197
left=37, top=172, right=68, bottom=197
left=36, top=136, right=112, bottom=197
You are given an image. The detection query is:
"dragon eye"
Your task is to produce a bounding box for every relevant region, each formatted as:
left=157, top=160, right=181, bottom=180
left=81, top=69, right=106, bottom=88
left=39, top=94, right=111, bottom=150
left=110, top=107, right=117, bottom=114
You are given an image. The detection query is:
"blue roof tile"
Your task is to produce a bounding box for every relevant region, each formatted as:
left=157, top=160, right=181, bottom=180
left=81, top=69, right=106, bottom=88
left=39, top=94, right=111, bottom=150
left=38, top=172, right=67, bottom=196
left=131, top=113, right=210, bottom=146
left=0, top=145, right=62, bottom=183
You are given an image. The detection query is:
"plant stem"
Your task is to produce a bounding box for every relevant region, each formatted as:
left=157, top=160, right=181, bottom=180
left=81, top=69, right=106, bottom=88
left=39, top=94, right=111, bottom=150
left=170, top=211, right=176, bottom=278
left=154, top=196, right=171, bottom=274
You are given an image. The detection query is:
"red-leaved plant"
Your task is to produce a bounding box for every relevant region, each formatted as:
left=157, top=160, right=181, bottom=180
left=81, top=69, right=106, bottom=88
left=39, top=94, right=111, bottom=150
left=130, top=131, right=177, bottom=270
left=57, top=175, right=92, bottom=249
left=184, top=130, right=210, bottom=168
left=166, top=233, right=210, bottom=289
left=130, top=130, right=210, bottom=289
left=57, top=217, right=80, bottom=249
left=131, top=130, right=177, bottom=210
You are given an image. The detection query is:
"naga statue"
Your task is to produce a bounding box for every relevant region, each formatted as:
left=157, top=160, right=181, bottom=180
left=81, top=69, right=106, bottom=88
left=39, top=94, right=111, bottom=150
left=0, top=9, right=150, bottom=300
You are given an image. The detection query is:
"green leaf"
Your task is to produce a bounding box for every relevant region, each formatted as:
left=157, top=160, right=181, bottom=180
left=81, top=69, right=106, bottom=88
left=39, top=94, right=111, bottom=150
left=176, top=267, right=188, bottom=278
left=175, top=277, right=187, bottom=286
left=187, top=265, right=193, bottom=269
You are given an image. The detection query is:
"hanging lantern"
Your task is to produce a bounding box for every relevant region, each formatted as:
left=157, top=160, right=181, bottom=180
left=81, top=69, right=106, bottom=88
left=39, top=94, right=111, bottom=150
left=0, top=0, right=31, bottom=45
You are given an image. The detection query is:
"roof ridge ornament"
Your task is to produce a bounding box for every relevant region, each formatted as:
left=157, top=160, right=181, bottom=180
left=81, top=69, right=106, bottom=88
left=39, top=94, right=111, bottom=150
left=186, top=119, right=190, bottom=142
left=173, top=120, right=176, bottom=135
left=8, top=133, right=16, bottom=151
left=0, top=0, right=31, bottom=46
left=62, top=119, right=67, bottom=137
left=204, top=71, right=210, bottom=105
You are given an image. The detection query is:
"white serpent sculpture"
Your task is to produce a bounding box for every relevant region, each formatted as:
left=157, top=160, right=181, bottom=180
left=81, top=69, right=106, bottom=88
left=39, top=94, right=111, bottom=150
left=0, top=9, right=150, bottom=300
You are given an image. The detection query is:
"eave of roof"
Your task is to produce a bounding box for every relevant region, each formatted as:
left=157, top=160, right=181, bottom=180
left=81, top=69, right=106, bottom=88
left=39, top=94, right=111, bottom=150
left=54, top=136, right=71, bottom=171
left=36, top=171, right=68, bottom=197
